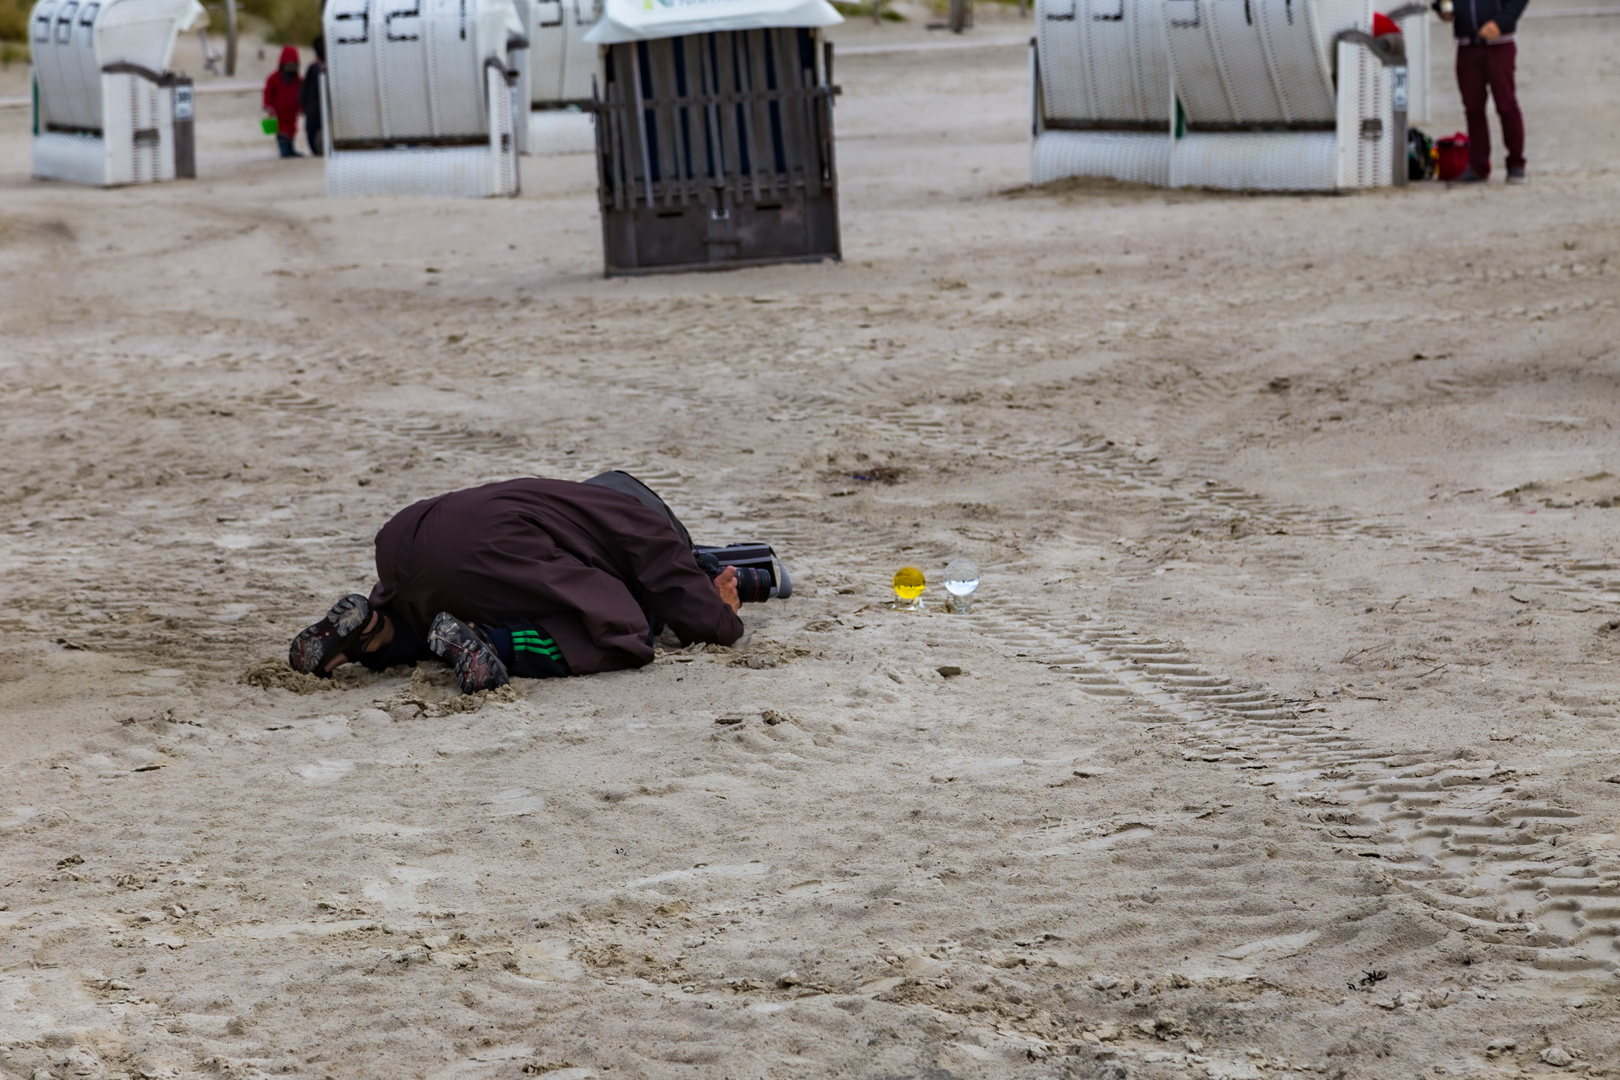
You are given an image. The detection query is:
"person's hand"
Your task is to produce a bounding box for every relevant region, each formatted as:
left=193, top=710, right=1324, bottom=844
left=1479, top=19, right=1500, bottom=39
left=713, top=565, right=741, bottom=613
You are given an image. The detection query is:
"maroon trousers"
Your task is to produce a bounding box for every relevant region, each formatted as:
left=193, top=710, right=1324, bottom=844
left=1456, top=41, right=1525, bottom=177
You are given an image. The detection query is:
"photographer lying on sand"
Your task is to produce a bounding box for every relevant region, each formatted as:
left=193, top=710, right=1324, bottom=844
left=288, top=472, right=784, bottom=693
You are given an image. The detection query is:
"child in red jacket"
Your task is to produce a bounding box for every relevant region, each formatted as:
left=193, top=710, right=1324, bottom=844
left=263, top=45, right=304, bottom=158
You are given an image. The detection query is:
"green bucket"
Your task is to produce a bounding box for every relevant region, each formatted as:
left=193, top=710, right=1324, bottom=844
left=261, top=116, right=278, bottom=136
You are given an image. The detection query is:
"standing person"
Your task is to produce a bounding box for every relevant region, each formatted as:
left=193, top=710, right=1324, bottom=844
left=1439, top=0, right=1530, bottom=183
left=301, top=36, right=325, bottom=157
left=262, top=45, right=304, bottom=159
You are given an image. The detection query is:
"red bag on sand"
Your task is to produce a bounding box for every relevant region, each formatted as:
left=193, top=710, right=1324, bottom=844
left=1435, top=133, right=1469, bottom=181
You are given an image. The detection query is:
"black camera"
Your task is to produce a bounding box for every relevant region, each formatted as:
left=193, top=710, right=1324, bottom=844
left=580, top=470, right=793, bottom=605
left=693, top=543, right=793, bottom=603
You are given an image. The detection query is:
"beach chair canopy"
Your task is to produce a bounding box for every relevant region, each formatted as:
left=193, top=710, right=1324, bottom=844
left=30, top=0, right=204, bottom=133
left=585, top=0, right=841, bottom=45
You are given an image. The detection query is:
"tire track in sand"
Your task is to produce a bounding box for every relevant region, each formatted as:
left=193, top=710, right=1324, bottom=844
left=647, top=450, right=1620, bottom=979
left=968, top=605, right=1616, bottom=975
left=627, top=391, right=1620, bottom=981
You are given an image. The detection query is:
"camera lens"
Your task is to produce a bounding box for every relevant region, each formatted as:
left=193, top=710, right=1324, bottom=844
left=733, top=567, right=771, bottom=603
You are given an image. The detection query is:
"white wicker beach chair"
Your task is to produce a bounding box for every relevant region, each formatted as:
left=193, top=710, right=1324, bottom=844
left=1031, top=0, right=1172, bottom=186
left=29, top=0, right=204, bottom=186
left=523, top=0, right=598, bottom=155
left=1032, top=0, right=1432, bottom=191
left=322, top=0, right=526, bottom=197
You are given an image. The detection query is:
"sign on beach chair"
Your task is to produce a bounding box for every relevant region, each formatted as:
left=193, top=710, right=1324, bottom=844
left=321, top=0, right=526, bottom=198
left=29, top=0, right=204, bottom=186
left=1031, top=0, right=1432, bottom=191
left=586, top=0, right=844, bottom=275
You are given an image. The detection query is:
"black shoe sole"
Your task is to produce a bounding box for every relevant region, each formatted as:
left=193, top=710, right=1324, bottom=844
left=288, top=594, right=371, bottom=676
left=428, top=613, right=509, bottom=693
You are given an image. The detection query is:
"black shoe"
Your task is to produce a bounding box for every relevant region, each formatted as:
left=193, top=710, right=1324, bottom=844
left=428, top=613, right=510, bottom=693
left=288, top=594, right=371, bottom=676
left=1506, top=167, right=1526, bottom=184
left=1448, top=168, right=1487, bottom=185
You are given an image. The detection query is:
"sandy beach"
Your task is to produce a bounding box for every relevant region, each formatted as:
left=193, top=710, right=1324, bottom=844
left=3, top=5, right=1620, bottom=1077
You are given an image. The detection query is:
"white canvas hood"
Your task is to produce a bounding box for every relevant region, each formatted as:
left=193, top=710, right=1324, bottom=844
left=584, top=0, right=842, bottom=44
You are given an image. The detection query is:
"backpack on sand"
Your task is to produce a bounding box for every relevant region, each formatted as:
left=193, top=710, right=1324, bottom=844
left=1407, top=127, right=1436, bottom=181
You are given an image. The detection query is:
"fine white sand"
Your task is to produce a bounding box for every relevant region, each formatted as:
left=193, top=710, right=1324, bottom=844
left=3, top=7, right=1620, bottom=1078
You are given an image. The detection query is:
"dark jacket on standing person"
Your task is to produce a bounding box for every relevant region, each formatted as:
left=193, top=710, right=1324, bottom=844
left=300, top=36, right=324, bottom=136
left=1444, top=0, right=1531, bottom=43
left=367, top=478, right=745, bottom=675
left=262, top=45, right=303, bottom=137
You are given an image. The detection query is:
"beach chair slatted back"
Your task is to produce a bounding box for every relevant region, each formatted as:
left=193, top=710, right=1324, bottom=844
left=594, top=27, right=841, bottom=275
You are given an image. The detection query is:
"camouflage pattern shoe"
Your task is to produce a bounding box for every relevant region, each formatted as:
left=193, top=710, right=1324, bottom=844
left=428, top=612, right=510, bottom=693
left=288, top=593, right=372, bottom=677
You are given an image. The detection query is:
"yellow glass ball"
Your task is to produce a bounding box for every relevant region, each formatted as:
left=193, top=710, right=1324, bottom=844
left=892, top=566, right=926, bottom=601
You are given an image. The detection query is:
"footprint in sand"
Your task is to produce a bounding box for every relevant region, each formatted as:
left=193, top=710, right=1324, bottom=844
left=512, top=940, right=585, bottom=982
left=363, top=866, right=444, bottom=910
left=293, top=760, right=354, bottom=783
left=481, top=787, right=546, bottom=817
left=1176, top=929, right=1322, bottom=981
left=624, top=863, right=771, bottom=889
left=306, top=715, right=351, bottom=739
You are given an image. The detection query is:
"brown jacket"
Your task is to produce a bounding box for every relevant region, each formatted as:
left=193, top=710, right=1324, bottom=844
left=368, top=478, right=742, bottom=674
